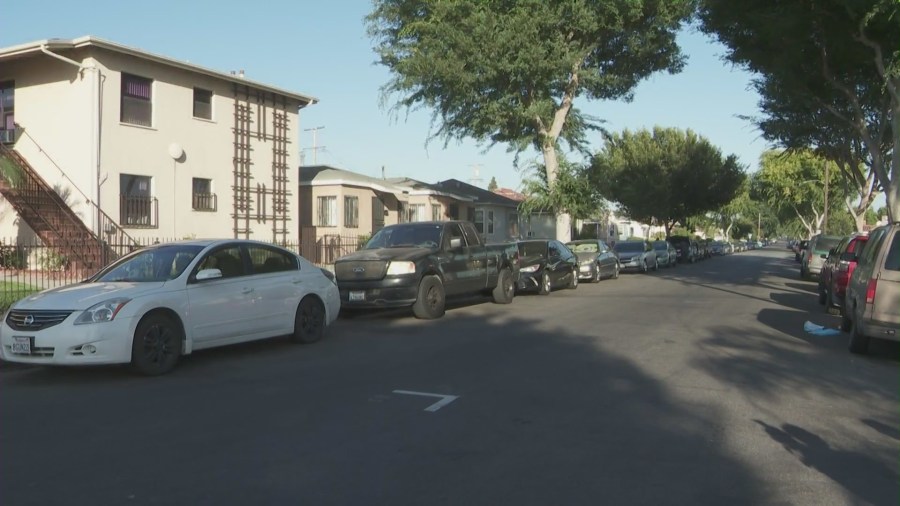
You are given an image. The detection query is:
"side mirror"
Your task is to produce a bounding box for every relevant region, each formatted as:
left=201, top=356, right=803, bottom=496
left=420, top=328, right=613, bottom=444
left=449, top=238, right=462, bottom=249
left=196, top=268, right=223, bottom=281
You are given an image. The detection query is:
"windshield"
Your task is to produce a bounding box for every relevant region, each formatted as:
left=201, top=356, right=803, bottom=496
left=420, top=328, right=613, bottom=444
left=91, top=245, right=204, bottom=282
left=567, top=242, right=598, bottom=253
left=652, top=241, right=669, bottom=251
left=365, top=224, right=443, bottom=249
left=518, top=242, right=547, bottom=258
left=614, top=242, right=644, bottom=253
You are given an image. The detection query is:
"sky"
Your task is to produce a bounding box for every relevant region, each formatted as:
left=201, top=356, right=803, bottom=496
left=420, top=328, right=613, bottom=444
left=4, top=0, right=770, bottom=192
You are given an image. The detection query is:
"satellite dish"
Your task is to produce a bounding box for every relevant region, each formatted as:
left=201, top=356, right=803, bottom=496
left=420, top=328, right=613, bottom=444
left=168, top=143, right=184, bottom=160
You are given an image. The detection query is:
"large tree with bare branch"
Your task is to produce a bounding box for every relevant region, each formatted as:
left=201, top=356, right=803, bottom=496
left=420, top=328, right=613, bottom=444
left=700, top=0, right=900, bottom=222
left=367, top=0, right=694, bottom=241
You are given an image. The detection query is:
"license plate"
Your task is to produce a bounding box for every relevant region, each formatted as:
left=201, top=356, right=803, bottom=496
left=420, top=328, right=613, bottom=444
left=349, top=291, right=365, bottom=302
left=12, top=336, right=31, bottom=355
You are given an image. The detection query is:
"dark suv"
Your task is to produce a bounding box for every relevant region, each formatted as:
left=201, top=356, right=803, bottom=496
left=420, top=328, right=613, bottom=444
left=667, top=235, right=698, bottom=263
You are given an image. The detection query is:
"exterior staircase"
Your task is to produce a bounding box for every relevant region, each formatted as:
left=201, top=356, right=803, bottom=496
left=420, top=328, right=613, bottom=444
left=0, top=143, right=134, bottom=272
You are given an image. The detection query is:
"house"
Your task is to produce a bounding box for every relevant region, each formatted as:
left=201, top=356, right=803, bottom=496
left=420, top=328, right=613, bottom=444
left=433, top=179, right=521, bottom=243
left=0, top=36, right=316, bottom=269
left=387, top=177, right=474, bottom=223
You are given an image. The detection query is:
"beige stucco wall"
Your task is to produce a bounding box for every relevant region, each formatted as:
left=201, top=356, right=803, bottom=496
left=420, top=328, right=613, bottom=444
left=0, top=46, right=305, bottom=243
left=304, top=184, right=403, bottom=237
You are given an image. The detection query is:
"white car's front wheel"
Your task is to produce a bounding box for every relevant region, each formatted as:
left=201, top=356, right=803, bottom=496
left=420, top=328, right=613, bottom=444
left=131, top=313, right=182, bottom=376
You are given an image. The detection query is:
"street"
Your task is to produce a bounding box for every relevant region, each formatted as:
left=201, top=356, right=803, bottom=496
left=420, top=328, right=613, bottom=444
left=1, top=247, right=897, bottom=506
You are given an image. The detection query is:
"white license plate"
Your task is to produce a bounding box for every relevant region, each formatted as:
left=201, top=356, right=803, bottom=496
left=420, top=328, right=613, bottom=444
left=349, top=291, right=366, bottom=302
left=12, top=336, right=31, bottom=354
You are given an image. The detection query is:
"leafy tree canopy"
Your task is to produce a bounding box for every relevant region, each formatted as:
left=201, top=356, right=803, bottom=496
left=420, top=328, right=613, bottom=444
left=589, top=127, right=746, bottom=235
left=518, top=159, right=604, bottom=220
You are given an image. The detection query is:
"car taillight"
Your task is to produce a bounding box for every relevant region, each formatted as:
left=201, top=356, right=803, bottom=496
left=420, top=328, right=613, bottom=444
left=865, top=278, right=878, bottom=305
left=837, top=261, right=850, bottom=272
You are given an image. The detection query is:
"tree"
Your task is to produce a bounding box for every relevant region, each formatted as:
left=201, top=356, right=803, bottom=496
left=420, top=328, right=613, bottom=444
left=487, top=176, right=498, bottom=192
left=751, top=150, right=850, bottom=238
left=367, top=0, right=695, bottom=242
left=700, top=0, right=900, bottom=221
left=711, top=179, right=758, bottom=240
left=518, top=158, right=604, bottom=222
left=589, top=127, right=746, bottom=236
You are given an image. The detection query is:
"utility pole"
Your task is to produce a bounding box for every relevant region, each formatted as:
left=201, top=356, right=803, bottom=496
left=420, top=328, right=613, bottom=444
left=468, top=164, right=484, bottom=187
left=302, top=126, right=326, bottom=165
left=823, top=162, right=829, bottom=234
left=757, top=212, right=761, bottom=240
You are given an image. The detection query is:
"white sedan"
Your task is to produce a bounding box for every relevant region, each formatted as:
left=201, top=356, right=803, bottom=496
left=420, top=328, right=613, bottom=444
left=0, top=239, right=340, bottom=375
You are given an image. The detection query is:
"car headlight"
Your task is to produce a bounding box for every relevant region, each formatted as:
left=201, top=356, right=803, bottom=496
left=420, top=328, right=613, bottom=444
left=520, top=264, right=540, bottom=273
left=580, top=258, right=594, bottom=265
left=74, top=298, right=131, bottom=325
left=385, top=261, right=416, bottom=276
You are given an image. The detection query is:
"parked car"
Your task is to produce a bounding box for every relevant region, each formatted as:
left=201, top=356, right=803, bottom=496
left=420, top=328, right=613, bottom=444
left=667, top=235, right=699, bottom=263
left=0, top=239, right=340, bottom=375
left=801, top=234, right=842, bottom=279
left=334, top=221, right=519, bottom=319
left=614, top=240, right=658, bottom=273
left=517, top=240, right=578, bottom=294
left=652, top=240, right=677, bottom=268
left=566, top=239, right=620, bottom=282
left=842, top=222, right=900, bottom=354
left=818, top=234, right=869, bottom=314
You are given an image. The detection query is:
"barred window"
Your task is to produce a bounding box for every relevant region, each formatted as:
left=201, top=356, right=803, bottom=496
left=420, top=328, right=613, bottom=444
left=121, top=73, right=152, bottom=126
left=344, top=196, right=359, bottom=228
left=317, top=196, right=337, bottom=226
left=192, top=178, right=216, bottom=211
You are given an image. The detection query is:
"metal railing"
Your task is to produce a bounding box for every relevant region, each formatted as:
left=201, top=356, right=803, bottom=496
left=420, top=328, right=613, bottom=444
left=192, top=192, right=217, bottom=212
left=120, top=196, right=159, bottom=228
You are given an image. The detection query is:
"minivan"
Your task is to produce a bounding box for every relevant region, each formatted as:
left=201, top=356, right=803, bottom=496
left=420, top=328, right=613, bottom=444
left=842, top=223, right=900, bottom=354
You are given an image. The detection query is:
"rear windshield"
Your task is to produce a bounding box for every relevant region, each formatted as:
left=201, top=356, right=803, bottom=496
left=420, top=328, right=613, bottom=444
left=614, top=242, right=644, bottom=253
left=840, top=237, right=868, bottom=261
left=652, top=241, right=669, bottom=250
left=885, top=233, right=900, bottom=271
left=813, top=236, right=841, bottom=252
left=518, top=242, right=547, bottom=258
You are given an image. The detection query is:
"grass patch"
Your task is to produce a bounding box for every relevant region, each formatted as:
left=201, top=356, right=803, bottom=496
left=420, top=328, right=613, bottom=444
left=0, top=281, right=39, bottom=311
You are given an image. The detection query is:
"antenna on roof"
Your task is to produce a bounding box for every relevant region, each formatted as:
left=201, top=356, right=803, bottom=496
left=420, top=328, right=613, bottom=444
left=468, top=164, right=484, bottom=187
left=382, top=165, right=386, bottom=180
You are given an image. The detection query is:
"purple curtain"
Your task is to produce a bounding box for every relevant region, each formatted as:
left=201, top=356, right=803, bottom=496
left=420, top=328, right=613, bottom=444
left=124, top=77, right=151, bottom=99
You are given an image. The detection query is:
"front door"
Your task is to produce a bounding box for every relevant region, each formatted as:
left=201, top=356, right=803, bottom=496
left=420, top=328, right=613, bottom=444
left=186, top=245, right=256, bottom=345
left=372, top=196, right=385, bottom=232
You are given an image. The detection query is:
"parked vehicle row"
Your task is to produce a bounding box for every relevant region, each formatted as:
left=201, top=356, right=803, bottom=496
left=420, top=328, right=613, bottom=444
left=803, top=223, right=900, bottom=355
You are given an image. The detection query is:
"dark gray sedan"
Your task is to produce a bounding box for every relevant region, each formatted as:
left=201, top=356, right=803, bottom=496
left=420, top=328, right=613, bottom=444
left=566, top=239, right=620, bottom=282
left=613, top=240, right=658, bottom=273
left=652, top=240, right=677, bottom=268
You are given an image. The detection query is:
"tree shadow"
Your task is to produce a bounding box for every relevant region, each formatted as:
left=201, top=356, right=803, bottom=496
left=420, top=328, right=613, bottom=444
left=755, top=420, right=898, bottom=506
left=1, top=312, right=771, bottom=505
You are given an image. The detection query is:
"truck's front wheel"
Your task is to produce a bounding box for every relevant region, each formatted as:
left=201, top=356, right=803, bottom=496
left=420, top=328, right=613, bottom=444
left=492, top=268, right=515, bottom=304
left=412, top=275, right=446, bottom=319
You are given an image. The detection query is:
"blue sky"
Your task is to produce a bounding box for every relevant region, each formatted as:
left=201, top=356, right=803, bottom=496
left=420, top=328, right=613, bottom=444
left=5, top=0, right=768, bottom=191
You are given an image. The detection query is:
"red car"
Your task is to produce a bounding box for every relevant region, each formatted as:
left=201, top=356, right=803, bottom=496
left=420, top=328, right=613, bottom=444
left=818, top=234, right=869, bottom=314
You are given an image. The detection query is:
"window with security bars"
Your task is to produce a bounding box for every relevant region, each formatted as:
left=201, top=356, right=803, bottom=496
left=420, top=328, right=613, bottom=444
left=317, top=196, right=337, bottom=226
left=409, top=204, right=426, bottom=222
left=431, top=204, right=441, bottom=221
left=193, top=88, right=212, bottom=120
left=192, top=178, right=216, bottom=211
left=344, top=196, right=359, bottom=228
left=120, top=174, right=156, bottom=227
left=121, top=73, right=152, bottom=126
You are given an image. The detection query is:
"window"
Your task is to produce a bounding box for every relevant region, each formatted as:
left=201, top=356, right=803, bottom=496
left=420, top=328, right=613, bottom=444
left=317, top=196, right=337, bottom=226
left=120, top=174, right=156, bottom=228
left=399, top=202, right=408, bottom=223
left=0, top=81, right=14, bottom=143
left=344, top=196, right=359, bottom=228
left=192, top=178, right=216, bottom=211
left=448, top=204, right=459, bottom=220
left=121, top=73, right=153, bottom=126
left=432, top=204, right=442, bottom=221
left=461, top=222, right=480, bottom=246
left=474, top=210, right=485, bottom=233
left=443, top=223, right=465, bottom=249
left=507, top=212, right=518, bottom=238
left=196, top=246, right=244, bottom=279
left=409, top=204, right=426, bottom=222
left=193, top=88, right=212, bottom=120
left=884, top=231, right=900, bottom=271
left=486, top=210, right=495, bottom=235
left=247, top=245, right=297, bottom=274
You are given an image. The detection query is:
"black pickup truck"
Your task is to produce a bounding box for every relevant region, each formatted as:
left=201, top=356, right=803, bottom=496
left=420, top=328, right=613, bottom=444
left=334, top=221, right=519, bottom=319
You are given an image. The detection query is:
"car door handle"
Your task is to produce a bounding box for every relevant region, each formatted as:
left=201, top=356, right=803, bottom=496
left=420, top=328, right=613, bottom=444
left=242, top=287, right=254, bottom=294
left=292, top=279, right=303, bottom=284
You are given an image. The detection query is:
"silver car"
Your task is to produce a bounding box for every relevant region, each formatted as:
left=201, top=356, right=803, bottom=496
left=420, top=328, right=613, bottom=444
left=613, top=240, right=658, bottom=273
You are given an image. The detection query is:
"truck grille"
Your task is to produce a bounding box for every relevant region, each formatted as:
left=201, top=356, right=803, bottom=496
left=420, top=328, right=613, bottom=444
left=335, top=261, right=388, bottom=281
left=6, top=310, right=74, bottom=331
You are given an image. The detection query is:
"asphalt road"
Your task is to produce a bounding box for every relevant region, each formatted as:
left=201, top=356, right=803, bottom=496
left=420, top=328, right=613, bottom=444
left=1, top=246, right=897, bottom=506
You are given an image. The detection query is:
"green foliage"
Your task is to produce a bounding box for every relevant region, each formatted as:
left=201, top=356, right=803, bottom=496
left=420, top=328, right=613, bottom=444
left=0, top=246, right=26, bottom=270
left=367, top=0, right=694, bottom=154
left=590, top=127, right=746, bottom=234
left=487, top=177, right=498, bottom=192
left=518, top=159, right=604, bottom=220
left=357, top=233, right=372, bottom=249
left=37, top=250, right=67, bottom=271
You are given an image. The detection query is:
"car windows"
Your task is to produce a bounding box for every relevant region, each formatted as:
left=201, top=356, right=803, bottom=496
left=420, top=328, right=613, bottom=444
left=443, top=224, right=465, bottom=249
left=549, top=242, right=561, bottom=257
left=883, top=231, right=900, bottom=271
left=461, top=223, right=481, bottom=247
left=859, top=228, right=886, bottom=267
left=247, top=245, right=297, bottom=274
left=197, top=246, right=244, bottom=278
left=518, top=241, right=547, bottom=258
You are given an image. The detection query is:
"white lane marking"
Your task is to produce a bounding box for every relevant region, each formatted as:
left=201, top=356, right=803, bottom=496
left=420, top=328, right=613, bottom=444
left=392, top=390, right=460, bottom=412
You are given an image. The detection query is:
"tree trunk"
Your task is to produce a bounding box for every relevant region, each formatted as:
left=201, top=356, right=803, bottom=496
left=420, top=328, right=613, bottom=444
left=541, top=143, right=571, bottom=242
